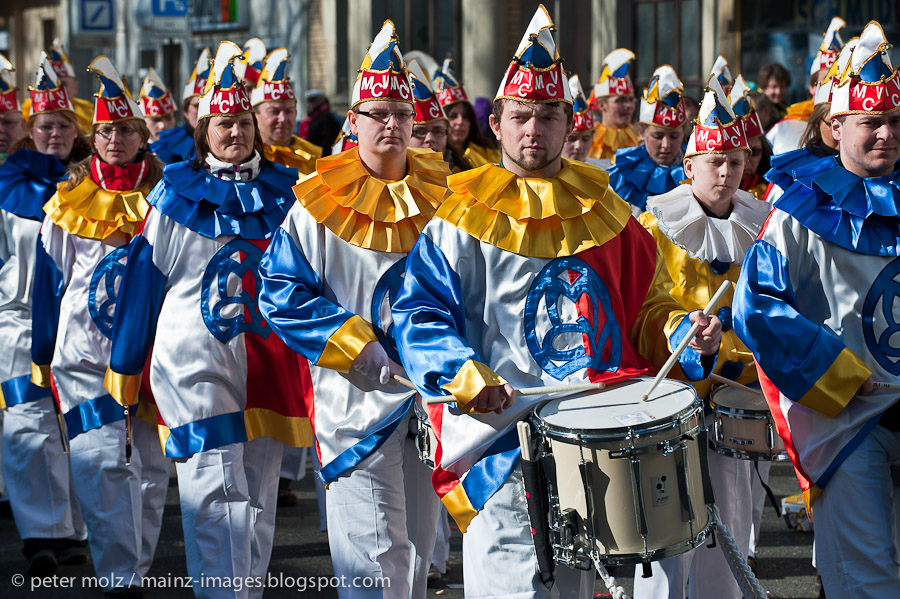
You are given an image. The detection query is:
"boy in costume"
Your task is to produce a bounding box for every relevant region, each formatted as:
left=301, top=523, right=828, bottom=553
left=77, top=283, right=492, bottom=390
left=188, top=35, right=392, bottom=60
left=139, top=67, right=178, bottom=142
left=560, top=74, right=595, bottom=163
left=588, top=48, right=640, bottom=163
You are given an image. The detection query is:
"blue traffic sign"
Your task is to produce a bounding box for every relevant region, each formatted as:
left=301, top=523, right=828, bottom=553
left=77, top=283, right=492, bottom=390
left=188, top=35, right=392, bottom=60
left=153, top=0, right=189, bottom=18
left=81, top=0, right=114, bottom=32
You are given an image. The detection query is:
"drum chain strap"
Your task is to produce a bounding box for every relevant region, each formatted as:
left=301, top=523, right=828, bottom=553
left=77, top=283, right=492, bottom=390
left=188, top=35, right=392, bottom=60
left=591, top=555, right=630, bottom=599
left=711, top=505, right=768, bottom=599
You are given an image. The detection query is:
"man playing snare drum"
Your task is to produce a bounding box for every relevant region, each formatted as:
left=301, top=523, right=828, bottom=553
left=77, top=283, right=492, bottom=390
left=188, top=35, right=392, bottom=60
left=636, top=75, right=770, bottom=599
left=392, top=6, right=722, bottom=598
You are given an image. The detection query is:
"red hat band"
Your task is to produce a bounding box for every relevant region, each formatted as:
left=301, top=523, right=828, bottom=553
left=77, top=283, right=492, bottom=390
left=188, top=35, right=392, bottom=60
left=141, top=92, right=177, bottom=117
left=259, top=81, right=295, bottom=103
left=436, top=86, right=467, bottom=107
left=846, top=73, right=900, bottom=113
left=573, top=110, right=594, bottom=132
left=0, top=89, right=17, bottom=112
left=743, top=111, right=765, bottom=139
left=606, top=77, right=634, bottom=96
left=653, top=103, right=686, bottom=129
left=243, top=66, right=261, bottom=88
left=692, top=121, right=748, bottom=153
left=190, top=78, right=208, bottom=98
left=95, top=95, right=140, bottom=122
left=357, top=70, right=412, bottom=103
left=31, top=88, right=71, bottom=114
left=414, top=96, right=445, bottom=123
left=501, top=63, right=567, bottom=102
left=207, top=87, right=252, bottom=116
left=814, top=50, right=838, bottom=73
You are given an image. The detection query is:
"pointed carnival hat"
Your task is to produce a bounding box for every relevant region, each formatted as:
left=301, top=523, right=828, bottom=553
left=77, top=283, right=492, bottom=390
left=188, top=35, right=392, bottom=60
left=830, top=21, right=900, bottom=118
left=594, top=48, right=635, bottom=98
left=814, top=37, right=859, bottom=106
left=139, top=67, right=177, bottom=117
left=29, top=52, right=74, bottom=116
left=685, top=75, right=749, bottom=157
left=495, top=4, right=572, bottom=104
left=351, top=20, right=414, bottom=108
left=88, top=56, right=142, bottom=124
left=433, top=58, right=469, bottom=108
left=251, top=48, right=296, bottom=107
left=237, top=37, right=267, bottom=88
left=569, top=74, right=594, bottom=131
left=47, top=37, right=75, bottom=79
left=710, top=55, right=734, bottom=95
left=198, top=41, right=252, bottom=119
left=408, top=59, right=447, bottom=124
left=639, top=65, right=686, bottom=129
left=0, top=54, right=19, bottom=114
left=182, top=47, right=211, bottom=103
left=729, top=74, right=765, bottom=139
left=811, top=17, right=846, bottom=75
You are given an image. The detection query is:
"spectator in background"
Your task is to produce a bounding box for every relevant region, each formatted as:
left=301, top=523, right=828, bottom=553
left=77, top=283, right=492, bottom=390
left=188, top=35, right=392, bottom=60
left=749, top=91, right=776, bottom=131
left=757, top=62, right=791, bottom=120
left=299, top=90, right=342, bottom=156
left=471, top=97, right=498, bottom=149
left=681, top=94, right=699, bottom=140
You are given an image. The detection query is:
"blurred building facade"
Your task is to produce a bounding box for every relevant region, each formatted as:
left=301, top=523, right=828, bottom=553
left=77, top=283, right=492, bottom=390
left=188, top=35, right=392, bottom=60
left=0, top=0, right=897, bottom=113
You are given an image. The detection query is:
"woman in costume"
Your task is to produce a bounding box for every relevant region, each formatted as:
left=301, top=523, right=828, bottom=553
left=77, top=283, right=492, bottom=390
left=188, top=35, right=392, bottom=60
left=730, top=75, right=773, bottom=202
left=105, top=42, right=312, bottom=599
left=29, top=56, right=168, bottom=594
left=0, top=52, right=92, bottom=577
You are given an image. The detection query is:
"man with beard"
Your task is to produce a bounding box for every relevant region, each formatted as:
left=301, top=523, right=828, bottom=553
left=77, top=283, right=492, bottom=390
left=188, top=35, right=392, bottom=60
left=392, top=6, right=722, bottom=598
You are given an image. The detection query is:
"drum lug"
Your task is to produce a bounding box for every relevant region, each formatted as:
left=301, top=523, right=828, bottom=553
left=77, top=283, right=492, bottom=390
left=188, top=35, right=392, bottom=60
left=714, top=417, right=723, bottom=443
left=766, top=422, right=776, bottom=450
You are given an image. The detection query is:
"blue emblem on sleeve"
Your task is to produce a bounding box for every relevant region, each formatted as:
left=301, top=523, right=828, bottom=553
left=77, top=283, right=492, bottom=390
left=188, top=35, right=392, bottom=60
left=371, top=257, right=406, bottom=363
left=88, top=246, right=128, bottom=339
left=200, top=239, right=270, bottom=343
left=524, top=256, right=622, bottom=380
left=863, top=258, right=900, bottom=375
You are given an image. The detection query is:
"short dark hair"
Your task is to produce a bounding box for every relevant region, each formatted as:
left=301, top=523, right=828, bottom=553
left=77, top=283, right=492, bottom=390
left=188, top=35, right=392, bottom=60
left=491, top=98, right=574, bottom=127
left=192, top=112, right=267, bottom=167
left=758, top=63, right=791, bottom=88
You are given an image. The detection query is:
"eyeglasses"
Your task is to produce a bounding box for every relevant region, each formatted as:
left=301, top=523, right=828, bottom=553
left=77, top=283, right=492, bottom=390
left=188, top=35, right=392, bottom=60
left=95, top=125, right=139, bottom=140
left=412, top=127, right=448, bottom=139
left=356, top=110, right=415, bottom=124
left=33, top=123, right=75, bottom=135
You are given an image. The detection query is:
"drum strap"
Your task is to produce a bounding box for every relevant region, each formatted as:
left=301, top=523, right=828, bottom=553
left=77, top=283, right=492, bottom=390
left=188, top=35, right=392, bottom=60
left=754, top=461, right=781, bottom=518
left=521, top=445, right=555, bottom=585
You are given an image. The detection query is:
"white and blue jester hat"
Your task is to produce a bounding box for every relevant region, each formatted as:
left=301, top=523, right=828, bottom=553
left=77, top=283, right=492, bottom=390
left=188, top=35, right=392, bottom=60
left=351, top=20, right=414, bottom=109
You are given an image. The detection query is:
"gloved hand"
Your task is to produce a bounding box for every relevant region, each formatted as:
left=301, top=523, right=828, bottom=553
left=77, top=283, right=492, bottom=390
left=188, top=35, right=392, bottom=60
left=349, top=341, right=405, bottom=388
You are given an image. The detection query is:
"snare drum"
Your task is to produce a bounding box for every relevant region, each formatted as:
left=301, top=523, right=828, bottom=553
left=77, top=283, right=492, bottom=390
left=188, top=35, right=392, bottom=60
left=531, top=377, right=713, bottom=568
left=709, top=386, right=787, bottom=461
left=413, top=403, right=438, bottom=469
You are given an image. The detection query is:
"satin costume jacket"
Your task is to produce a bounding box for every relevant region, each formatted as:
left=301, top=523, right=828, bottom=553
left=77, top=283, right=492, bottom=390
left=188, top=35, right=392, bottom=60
left=0, top=149, right=66, bottom=409
left=257, top=147, right=449, bottom=484
left=391, top=160, right=713, bottom=531
left=31, top=158, right=153, bottom=438
left=104, top=157, right=313, bottom=458
left=641, top=184, right=770, bottom=399
left=735, top=155, right=899, bottom=508
left=608, top=144, right=686, bottom=214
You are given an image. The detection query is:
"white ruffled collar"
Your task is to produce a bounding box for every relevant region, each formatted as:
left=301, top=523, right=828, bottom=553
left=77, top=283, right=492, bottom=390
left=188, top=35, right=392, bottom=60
left=204, top=151, right=262, bottom=182
left=646, top=184, right=771, bottom=264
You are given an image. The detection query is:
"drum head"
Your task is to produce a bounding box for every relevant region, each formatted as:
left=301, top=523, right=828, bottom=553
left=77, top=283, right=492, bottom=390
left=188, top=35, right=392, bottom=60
left=535, top=377, right=697, bottom=435
left=710, top=385, right=768, bottom=412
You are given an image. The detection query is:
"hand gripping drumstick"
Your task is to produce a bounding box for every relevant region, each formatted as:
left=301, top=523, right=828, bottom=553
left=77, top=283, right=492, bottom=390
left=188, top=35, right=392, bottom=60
left=642, top=280, right=732, bottom=402
left=392, top=375, right=606, bottom=405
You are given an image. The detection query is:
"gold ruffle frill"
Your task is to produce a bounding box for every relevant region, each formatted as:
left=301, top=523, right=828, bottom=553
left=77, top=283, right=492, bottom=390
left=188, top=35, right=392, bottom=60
left=437, top=159, right=633, bottom=258
left=588, top=123, right=641, bottom=161
left=264, top=135, right=323, bottom=176
left=784, top=100, right=814, bottom=122
left=43, top=177, right=151, bottom=240
left=293, top=146, right=450, bottom=253
left=462, top=143, right=501, bottom=168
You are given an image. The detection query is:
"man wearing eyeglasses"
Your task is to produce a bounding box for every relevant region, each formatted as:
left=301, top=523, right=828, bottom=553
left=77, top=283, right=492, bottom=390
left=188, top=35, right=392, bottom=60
left=258, top=22, right=449, bottom=598
left=407, top=63, right=451, bottom=166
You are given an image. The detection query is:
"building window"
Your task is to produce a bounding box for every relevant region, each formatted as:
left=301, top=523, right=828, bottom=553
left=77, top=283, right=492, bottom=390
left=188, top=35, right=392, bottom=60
left=633, top=0, right=702, bottom=99
left=372, top=0, right=461, bottom=67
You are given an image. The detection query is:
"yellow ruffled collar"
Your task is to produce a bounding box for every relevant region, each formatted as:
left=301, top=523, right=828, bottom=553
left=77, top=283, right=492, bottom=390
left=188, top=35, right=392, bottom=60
left=784, top=100, right=814, bottom=121
left=462, top=143, right=501, bottom=168
left=44, top=177, right=151, bottom=240
left=263, top=135, right=322, bottom=176
left=589, top=123, right=640, bottom=160
left=437, top=159, right=633, bottom=258
left=293, top=146, right=450, bottom=253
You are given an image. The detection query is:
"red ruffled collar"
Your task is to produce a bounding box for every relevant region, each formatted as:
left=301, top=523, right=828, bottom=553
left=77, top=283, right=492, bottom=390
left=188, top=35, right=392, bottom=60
left=90, top=155, right=149, bottom=191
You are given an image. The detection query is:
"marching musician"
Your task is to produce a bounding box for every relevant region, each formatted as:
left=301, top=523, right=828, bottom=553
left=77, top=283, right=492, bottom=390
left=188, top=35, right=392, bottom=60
left=735, top=21, right=900, bottom=598
left=21, top=39, right=94, bottom=135
left=730, top=75, right=774, bottom=202
left=30, top=56, right=168, bottom=594
left=560, top=74, right=595, bottom=163
left=150, top=47, right=210, bottom=164
left=0, top=52, right=91, bottom=577
left=139, top=67, right=178, bottom=142
left=258, top=22, right=447, bottom=597
left=0, top=56, right=24, bottom=163
left=407, top=59, right=450, bottom=158
left=391, top=7, right=721, bottom=598
left=635, top=75, right=769, bottom=599
left=607, top=65, right=688, bottom=216
left=587, top=48, right=640, bottom=163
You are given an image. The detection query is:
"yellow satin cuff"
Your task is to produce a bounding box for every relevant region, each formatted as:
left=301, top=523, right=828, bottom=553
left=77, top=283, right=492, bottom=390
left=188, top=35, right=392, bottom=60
left=318, top=315, right=379, bottom=373
left=441, top=359, right=508, bottom=412
left=588, top=123, right=640, bottom=161
left=31, top=363, right=52, bottom=388
left=798, top=348, right=871, bottom=418
left=804, top=486, right=824, bottom=512
left=0, top=386, right=6, bottom=410
left=442, top=483, right=479, bottom=533
left=44, top=177, right=151, bottom=240
left=244, top=407, right=314, bottom=448
left=104, top=368, right=142, bottom=407
left=263, top=136, right=322, bottom=175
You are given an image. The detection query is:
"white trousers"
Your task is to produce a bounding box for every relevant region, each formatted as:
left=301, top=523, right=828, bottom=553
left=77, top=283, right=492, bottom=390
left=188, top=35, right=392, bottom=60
left=632, top=450, right=753, bottom=599
left=175, top=436, right=283, bottom=599
left=463, top=466, right=595, bottom=599
left=325, top=413, right=441, bottom=599
left=814, top=425, right=900, bottom=598
left=2, top=397, right=86, bottom=540
left=748, top=460, right=772, bottom=559
left=431, top=507, right=450, bottom=573
left=69, top=417, right=168, bottom=590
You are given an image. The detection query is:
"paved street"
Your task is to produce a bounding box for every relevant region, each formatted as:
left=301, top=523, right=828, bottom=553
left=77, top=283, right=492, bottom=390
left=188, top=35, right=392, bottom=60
left=0, top=461, right=819, bottom=598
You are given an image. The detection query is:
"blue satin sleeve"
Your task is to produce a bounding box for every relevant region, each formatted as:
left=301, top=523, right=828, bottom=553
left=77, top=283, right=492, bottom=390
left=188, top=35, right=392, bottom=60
left=258, top=226, right=359, bottom=364
left=668, top=315, right=716, bottom=381
left=391, top=233, right=478, bottom=397
left=31, top=232, right=64, bottom=367
left=734, top=240, right=848, bottom=399
left=108, top=235, right=168, bottom=376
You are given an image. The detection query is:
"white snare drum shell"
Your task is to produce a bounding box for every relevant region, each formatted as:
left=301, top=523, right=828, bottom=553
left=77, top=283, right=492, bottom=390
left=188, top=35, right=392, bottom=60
left=710, top=385, right=787, bottom=461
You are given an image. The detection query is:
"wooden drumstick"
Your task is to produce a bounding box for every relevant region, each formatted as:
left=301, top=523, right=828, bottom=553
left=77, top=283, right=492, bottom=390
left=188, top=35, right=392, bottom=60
left=709, top=373, right=763, bottom=396
left=398, top=377, right=607, bottom=405
left=642, top=280, right=732, bottom=402
left=872, top=381, right=900, bottom=392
